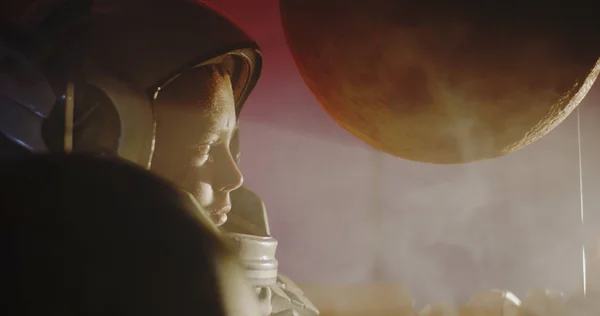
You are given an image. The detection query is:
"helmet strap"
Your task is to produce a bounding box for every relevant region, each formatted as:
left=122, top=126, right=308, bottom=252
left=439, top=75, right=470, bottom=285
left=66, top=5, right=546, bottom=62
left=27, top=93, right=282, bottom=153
left=63, top=81, right=74, bottom=152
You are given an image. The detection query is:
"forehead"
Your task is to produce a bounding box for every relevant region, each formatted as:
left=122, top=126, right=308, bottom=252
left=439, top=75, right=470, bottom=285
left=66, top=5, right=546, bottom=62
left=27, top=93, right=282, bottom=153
left=154, top=62, right=235, bottom=114
left=152, top=64, right=237, bottom=140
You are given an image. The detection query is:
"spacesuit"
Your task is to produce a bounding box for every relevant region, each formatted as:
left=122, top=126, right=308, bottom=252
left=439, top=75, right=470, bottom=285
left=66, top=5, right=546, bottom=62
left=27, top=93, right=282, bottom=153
left=0, top=0, right=317, bottom=315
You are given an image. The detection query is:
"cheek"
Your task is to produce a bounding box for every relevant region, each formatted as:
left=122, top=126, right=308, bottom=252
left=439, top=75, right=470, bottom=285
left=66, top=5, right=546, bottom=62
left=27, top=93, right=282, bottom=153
left=192, top=181, right=215, bottom=206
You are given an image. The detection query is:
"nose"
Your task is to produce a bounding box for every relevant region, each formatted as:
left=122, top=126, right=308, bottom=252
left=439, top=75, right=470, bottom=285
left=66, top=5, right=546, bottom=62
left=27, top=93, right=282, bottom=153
left=215, top=149, right=243, bottom=193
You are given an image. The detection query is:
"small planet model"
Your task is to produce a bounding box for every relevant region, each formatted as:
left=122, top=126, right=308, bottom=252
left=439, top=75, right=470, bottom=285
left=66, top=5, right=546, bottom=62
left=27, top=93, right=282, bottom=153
left=280, top=1, right=600, bottom=163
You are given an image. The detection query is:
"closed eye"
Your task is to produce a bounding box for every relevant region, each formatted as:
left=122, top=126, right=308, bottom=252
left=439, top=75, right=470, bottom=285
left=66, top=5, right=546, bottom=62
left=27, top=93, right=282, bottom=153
left=195, top=142, right=213, bottom=155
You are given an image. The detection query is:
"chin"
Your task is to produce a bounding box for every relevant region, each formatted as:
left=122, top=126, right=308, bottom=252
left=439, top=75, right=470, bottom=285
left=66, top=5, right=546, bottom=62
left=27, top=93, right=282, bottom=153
left=211, top=213, right=228, bottom=226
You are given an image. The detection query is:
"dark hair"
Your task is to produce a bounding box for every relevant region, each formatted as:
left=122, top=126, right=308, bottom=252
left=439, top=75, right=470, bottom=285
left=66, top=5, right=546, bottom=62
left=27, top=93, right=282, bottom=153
left=1, top=153, right=230, bottom=316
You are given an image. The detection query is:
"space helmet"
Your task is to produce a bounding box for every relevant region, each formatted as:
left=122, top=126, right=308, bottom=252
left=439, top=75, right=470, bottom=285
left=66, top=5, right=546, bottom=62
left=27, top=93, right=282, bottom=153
left=0, top=0, right=262, bottom=168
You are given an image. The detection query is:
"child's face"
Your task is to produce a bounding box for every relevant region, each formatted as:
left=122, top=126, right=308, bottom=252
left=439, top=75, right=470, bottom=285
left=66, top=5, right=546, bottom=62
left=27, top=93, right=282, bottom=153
left=151, top=64, right=243, bottom=226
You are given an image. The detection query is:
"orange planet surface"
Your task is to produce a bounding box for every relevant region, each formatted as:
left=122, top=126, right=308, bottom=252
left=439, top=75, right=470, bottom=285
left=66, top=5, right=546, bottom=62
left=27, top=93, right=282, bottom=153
left=280, top=1, right=600, bottom=163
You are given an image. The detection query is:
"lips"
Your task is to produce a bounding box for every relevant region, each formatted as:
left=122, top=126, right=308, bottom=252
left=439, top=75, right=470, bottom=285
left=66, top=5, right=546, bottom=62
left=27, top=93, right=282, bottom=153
left=210, top=205, right=231, bottom=217
left=208, top=205, right=231, bottom=226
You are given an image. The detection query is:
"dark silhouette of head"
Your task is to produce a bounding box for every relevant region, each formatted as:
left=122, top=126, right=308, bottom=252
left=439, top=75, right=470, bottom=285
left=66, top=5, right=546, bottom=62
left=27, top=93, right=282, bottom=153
left=0, top=153, right=260, bottom=316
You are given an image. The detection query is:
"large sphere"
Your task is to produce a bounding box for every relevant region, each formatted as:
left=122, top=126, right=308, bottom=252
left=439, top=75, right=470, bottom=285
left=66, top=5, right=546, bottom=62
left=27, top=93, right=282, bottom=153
left=280, top=1, right=600, bottom=163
